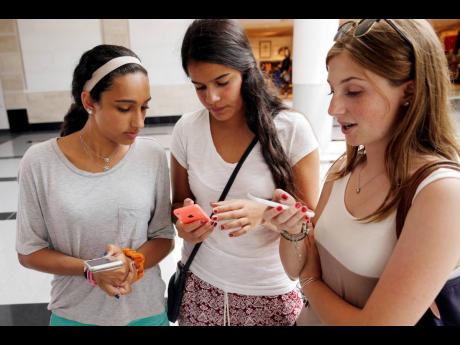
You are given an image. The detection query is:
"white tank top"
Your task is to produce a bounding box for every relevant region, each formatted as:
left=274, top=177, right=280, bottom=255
left=297, top=167, right=460, bottom=325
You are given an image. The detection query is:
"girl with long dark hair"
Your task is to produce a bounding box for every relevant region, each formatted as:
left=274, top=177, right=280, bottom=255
left=170, top=19, right=320, bottom=325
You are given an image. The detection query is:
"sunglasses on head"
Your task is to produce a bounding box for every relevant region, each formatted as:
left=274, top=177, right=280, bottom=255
left=334, top=19, right=412, bottom=50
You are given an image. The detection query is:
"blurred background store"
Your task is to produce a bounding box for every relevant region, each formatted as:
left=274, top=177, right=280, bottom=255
left=240, top=19, right=460, bottom=140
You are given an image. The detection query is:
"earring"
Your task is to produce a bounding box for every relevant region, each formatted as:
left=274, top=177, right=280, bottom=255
left=86, top=108, right=92, bottom=115
left=403, top=101, right=410, bottom=107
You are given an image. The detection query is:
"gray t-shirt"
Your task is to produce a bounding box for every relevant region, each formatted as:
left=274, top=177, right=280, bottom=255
left=16, top=137, right=175, bottom=325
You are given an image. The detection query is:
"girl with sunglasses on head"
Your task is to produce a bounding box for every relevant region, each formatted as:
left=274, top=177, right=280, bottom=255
left=16, top=44, right=175, bottom=326
left=171, top=19, right=320, bottom=325
left=264, top=19, right=460, bottom=325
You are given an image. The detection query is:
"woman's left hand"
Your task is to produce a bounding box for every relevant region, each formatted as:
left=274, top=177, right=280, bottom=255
left=210, top=199, right=267, bottom=237
left=116, top=259, right=138, bottom=295
left=299, top=228, right=322, bottom=282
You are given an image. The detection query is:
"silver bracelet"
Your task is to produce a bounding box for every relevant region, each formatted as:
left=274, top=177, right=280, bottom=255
left=299, top=276, right=319, bottom=289
left=280, top=222, right=308, bottom=242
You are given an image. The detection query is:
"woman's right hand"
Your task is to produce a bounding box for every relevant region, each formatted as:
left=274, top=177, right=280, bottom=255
left=262, top=189, right=310, bottom=234
left=92, top=244, right=131, bottom=297
left=175, top=198, right=216, bottom=244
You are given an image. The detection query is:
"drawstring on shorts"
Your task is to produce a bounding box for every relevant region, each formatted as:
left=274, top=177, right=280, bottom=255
left=223, top=291, right=231, bottom=326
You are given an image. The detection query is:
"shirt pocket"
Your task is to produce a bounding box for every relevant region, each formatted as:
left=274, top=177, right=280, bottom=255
left=117, top=206, right=151, bottom=248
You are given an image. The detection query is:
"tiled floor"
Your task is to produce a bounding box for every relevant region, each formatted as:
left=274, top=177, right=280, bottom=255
left=0, top=121, right=343, bottom=326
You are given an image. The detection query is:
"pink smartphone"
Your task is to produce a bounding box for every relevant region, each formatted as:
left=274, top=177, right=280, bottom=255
left=173, top=204, right=210, bottom=224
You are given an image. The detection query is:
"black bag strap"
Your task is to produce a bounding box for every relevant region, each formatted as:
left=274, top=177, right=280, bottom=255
left=182, top=136, right=259, bottom=271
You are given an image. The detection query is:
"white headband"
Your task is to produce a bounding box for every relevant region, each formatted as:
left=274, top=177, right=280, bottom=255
left=83, top=56, right=143, bottom=92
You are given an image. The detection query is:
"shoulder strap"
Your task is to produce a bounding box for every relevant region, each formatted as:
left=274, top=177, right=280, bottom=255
left=396, top=160, right=460, bottom=238
left=183, top=136, right=259, bottom=270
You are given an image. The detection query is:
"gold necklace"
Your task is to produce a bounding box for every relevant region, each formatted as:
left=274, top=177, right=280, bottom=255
left=356, top=164, right=385, bottom=194
left=79, top=131, right=119, bottom=171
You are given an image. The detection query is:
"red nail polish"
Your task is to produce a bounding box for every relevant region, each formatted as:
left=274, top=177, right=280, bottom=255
left=295, top=202, right=302, bottom=209
left=301, top=206, right=307, bottom=213
left=212, top=216, right=217, bottom=221
left=281, top=194, right=288, bottom=200
left=221, top=224, right=225, bottom=230
left=276, top=206, right=283, bottom=212
left=213, top=208, right=218, bottom=214
left=229, top=233, right=233, bottom=237
left=305, top=216, right=310, bottom=222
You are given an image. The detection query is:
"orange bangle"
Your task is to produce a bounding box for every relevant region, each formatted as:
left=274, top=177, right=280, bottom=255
left=122, top=248, right=145, bottom=280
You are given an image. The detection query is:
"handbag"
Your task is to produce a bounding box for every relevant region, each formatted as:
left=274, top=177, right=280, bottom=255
left=396, top=160, right=460, bottom=325
left=166, top=137, right=258, bottom=323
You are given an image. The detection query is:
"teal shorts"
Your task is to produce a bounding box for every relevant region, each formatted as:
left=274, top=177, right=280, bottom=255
left=50, top=311, right=169, bottom=326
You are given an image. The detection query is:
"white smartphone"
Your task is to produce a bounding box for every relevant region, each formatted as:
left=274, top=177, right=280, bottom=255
left=84, top=256, right=123, bottom=273
left=247, top=193, right=315, bottom=218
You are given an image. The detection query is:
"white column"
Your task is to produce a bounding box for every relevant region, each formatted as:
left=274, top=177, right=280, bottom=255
left=0, top=80, right=8, bottom=129
left=292, top=19, right=338, bottom=151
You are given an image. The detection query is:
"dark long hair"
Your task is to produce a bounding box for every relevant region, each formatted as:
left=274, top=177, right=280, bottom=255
left=181, top=19, right=298, bottom=198
left=60, top=44, right=147, bottom=136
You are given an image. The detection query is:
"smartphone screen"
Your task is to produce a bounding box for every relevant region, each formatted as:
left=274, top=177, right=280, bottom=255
left=86, top=257, right=113, bottom=267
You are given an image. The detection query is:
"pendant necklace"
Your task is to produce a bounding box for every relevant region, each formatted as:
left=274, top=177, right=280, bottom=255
left=79, top=131, right=118, bottom=171
left=356, top=164, right=384, bottom=194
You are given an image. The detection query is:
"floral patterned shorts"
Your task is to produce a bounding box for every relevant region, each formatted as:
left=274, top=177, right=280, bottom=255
left=177, top=271, right=303, bottom=326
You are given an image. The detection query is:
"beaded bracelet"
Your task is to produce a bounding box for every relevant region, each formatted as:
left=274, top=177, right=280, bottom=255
left=281, top=223, right=309, bottom=261
left=280, top=222, right=308, bottom=242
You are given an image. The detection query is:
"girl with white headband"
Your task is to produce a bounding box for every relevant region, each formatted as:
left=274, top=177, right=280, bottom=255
left=16, top=44, right=175, bottom=326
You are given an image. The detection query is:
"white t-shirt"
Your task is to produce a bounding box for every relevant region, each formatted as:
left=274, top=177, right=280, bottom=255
left=170, top=108, right=318, bottom=295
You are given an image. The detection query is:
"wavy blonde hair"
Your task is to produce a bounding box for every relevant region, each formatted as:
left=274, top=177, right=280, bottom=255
left=326, top=19, right=460, bottom=222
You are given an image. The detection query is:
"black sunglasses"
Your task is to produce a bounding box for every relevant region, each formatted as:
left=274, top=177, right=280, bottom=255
left=334, top=19, right=413, bottom=51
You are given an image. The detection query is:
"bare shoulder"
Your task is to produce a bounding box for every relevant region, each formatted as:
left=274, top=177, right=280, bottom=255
left=408, top=155, right=460, bottom=201
left=408, top=154, right=458, bottom=174
left=413, top=171, right=460, bottom=206
left=406, top=169, right=460, bottom=247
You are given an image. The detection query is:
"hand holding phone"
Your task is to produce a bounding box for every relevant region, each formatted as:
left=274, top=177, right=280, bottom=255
left=173, top=204, right=210, bottom=224
left=84, top=256, right=124, bottom=273
left=247, top=192, right=315, bottom=218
